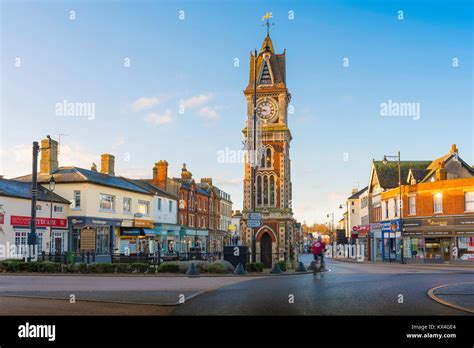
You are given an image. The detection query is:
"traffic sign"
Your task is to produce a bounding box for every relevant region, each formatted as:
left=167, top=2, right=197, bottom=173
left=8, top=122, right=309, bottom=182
left=249, top=213, right=262, bottom=220
left=247, top=219, right=261, bottom=228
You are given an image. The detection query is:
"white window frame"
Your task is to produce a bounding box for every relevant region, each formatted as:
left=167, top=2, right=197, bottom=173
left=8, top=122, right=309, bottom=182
left=465, top=192, right=474, bottom=212
left=138, top=200, right=150, bottom=215
left=73, top=190, right=81, bottom=208
left=409, top=196, right=416, bottom=216
left=123, top=197, right=132, bottom=214
left=99, top=193, right=115, bottom=212
left=434, top=194, right=443, bottom=214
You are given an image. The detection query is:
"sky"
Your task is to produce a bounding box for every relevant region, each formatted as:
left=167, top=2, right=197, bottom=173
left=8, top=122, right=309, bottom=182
left=0, top=0, right=472, bottom=225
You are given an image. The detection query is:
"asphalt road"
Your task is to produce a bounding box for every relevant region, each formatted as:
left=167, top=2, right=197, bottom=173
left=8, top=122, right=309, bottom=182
left=0, top=257, right=472, bottom=315
left=174, top=257, right=474, bottom=315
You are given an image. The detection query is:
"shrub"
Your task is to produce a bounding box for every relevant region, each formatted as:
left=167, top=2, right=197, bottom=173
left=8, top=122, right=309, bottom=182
left=207, top=262, right=228, bottom=274
left=38, top=261, right=61, bottom=273
left=246, top=262, right=263, bottom=272
left=277, top=261, right=287, bottom=272
left=115, top=263, right=131, bottom=273
left=211, top=260, right=234, bottom=272
left=0, top=260, right=24, bottom=272
left=77, top=263, right=89, bottom=274
left=130, top=263, right=149, bottom=273
left=157, top=263, right=180, bottom=273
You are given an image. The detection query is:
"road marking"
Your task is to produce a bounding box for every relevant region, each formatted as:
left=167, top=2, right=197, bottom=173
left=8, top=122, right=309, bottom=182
left=427, top=282, right=474, bottom=314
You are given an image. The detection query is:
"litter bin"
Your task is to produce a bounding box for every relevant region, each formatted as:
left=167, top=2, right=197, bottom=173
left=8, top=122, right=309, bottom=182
left=224, top=245, right=248, bottom=269
left=65, top=251, right=75, bottom=264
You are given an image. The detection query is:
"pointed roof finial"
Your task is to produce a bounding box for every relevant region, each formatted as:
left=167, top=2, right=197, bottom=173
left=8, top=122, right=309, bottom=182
left=262, top=12, right=274, bottom=36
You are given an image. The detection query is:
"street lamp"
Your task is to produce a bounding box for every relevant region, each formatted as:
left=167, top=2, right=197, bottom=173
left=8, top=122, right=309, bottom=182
left=383, top=151, right=404, bottom=264
left=48, top=175, right=56, bottom=257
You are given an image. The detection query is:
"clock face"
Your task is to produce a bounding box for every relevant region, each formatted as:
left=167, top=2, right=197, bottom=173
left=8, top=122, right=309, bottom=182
left=256, top=100, right=277, bottom=120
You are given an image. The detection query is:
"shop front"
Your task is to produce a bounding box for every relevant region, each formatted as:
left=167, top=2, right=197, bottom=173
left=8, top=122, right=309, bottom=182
left=381, top=219, right=401, bottom=262
left=154, top=223, right=181, bottom=254
left=370, top=223, right=382, bottom=262
left=118, top=218, right=155, bottom=255
left=352, top=224, right=370, bottom=261
left=209, top=231, right=224, bottom=255
left=69, top=216, right=121, bottom=262
left=402, top=216, right=474, bottom=263
left=179, top=228, right=209, bottom=255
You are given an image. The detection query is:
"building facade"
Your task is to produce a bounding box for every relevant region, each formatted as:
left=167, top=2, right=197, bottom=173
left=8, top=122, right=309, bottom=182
left=0, top=178, right=70, bottom=259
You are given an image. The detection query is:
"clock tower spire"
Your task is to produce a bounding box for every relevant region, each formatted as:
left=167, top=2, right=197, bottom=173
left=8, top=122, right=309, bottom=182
left=241, top=19, right=295, bottom=268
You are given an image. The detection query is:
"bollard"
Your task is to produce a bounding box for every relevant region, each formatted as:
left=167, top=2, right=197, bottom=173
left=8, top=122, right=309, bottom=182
left=295, top=261, right=306, bottom=272
left=233, top=263, right=247, bottom=275
left=186, top=262, right=200, bottom=276
left=270, top=263, right=283, bottom=274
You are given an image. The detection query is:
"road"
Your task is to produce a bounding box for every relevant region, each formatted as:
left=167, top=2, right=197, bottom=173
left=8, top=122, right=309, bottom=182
left=0, top=256, right=472, bottom=315
left=174, top=256, right=474, bottom=315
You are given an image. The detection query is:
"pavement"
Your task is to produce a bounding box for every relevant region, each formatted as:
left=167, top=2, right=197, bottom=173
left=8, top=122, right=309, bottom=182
left=0, top=255, right=472, bottom=315
left=428, top=282, right=474, bottom=314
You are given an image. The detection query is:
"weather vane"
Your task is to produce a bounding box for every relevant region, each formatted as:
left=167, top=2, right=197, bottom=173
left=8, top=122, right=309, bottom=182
left=262, top=12, right=274, bottom=35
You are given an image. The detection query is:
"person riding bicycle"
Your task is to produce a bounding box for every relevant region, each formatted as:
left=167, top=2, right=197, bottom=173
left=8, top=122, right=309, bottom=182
left=312, top=236, right=326, bottom=270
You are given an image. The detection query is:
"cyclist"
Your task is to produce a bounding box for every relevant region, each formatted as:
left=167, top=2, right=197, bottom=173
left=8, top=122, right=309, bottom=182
left=312, top=236, right=326, bottom=274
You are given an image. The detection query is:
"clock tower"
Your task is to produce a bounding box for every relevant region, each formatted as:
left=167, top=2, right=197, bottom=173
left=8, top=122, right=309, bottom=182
left=241, top=30, right=295, bottom=268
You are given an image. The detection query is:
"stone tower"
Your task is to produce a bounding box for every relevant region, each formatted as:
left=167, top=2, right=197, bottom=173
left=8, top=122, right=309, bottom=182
left=241, top=31, right=295, bottom=267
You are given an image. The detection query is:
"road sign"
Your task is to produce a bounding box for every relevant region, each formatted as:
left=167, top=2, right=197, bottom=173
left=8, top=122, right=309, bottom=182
left=247, top=219, right=261, bottom=228
left=249, top=213, right=262, bottom=220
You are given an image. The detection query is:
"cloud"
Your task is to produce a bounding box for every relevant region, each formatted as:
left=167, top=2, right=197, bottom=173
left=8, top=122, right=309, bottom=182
left=132, top=95, right=168, bottom=112
left=180, top=93, right=215, bottom=109
left=198, top=106, right=219, bottom=119
left=144, top=110, right=173, bottom=126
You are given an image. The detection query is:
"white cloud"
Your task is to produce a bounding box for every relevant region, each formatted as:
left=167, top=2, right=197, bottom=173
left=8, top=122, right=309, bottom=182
left=198, top=106, right=219, bottom=120
left=180, top=93, right=215, bottom=109
left=132, top=95, right=168, bottom=112
left=144, top=110, right=173, bottom=126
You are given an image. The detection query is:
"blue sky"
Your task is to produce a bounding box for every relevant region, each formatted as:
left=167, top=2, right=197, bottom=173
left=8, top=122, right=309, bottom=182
left=1, top=0, right=472, bottom=225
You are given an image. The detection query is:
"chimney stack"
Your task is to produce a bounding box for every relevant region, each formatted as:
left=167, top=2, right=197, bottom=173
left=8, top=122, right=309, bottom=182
left=153, top=160, right=168, bottom=190
left=435, top=161, right=447, bottom=181
left=100, top=154, right=115, bottom=176
left=352, top=188, right=358, bottom=195
left=40, top=137, right=59, bottom=174
left=450, top=144, right=458, bottom=155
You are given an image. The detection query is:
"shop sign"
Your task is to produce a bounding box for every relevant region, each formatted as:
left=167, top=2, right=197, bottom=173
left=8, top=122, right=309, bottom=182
left=10, top=215, right=68, bottom=228
left=0, top=213, right=4, bottom=224
left=402, top=219, right=422, bottom=228
left=70, top=218, right=84, bottom=225
left=454, top=231, right=474, bottom=236
left=424, top=231, right=453, bottom=236
left=423, top=217, right=453, bottom=227
left=134, top=219, right=154, bottom=228
left=454, top=217, right=474, bottom=226
left=91, top=219, right=107, bottom=225
left=370, top=223, right=382, bottom=232
left=381, top=219, right=400, bottom=233
left=404, top=231, right=423, bottom=237
left=121, top=219, right=134, bottom=227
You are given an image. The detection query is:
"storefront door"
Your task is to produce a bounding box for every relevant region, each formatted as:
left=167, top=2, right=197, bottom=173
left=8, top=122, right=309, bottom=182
left=441, top=238, right=451, bottom=261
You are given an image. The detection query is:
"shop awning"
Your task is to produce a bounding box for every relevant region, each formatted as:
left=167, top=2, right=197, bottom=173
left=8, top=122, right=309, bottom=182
left=143, top=229, right=156, bottom=236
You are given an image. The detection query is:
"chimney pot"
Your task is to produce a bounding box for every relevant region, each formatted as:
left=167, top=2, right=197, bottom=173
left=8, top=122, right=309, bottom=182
left=450, top=144, right=458, bottom=154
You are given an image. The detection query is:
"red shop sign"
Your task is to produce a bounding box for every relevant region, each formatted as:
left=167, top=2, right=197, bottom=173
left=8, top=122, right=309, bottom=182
left=10, top=215, right=68, bottom=228
left=0, top=213, right=4, bottom=224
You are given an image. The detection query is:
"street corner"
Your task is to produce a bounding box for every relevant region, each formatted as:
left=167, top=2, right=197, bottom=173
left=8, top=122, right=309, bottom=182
left=428, top=282, right=474, bottom=314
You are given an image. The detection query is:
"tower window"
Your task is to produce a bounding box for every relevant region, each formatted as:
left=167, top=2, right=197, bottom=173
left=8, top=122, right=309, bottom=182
left=258, top=60, right=273, bottom=85
left=266, top=148, right=272, bottom=168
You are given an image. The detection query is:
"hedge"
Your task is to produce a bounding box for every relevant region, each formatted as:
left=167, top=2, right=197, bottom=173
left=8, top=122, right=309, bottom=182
left=0, top=260, right=235, bottom=274
left=246, top=262, right=264, bottom=272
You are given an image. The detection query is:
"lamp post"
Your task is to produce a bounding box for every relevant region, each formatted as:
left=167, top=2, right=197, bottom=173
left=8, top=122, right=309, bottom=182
left=383, top=151, right=404, bottom=264
left=48, top=175, right=56, bottom=257
left=250, top=48, right=258, bottom=263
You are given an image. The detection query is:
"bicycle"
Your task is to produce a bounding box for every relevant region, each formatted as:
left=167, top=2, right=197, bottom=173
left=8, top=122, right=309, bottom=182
left=313, top=254, right=322, bottom=276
